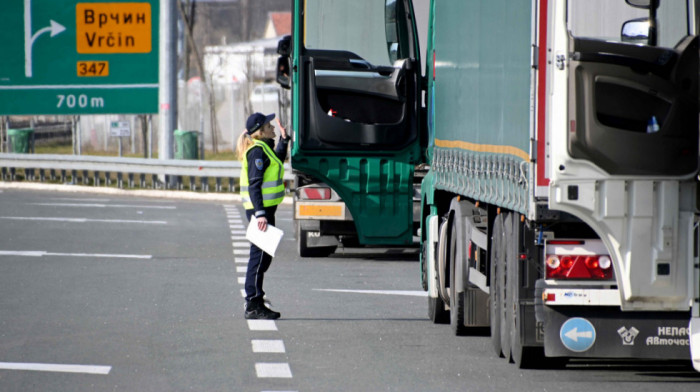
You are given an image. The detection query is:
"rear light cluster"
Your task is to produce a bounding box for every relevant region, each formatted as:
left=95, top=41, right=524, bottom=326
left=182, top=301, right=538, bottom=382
left=298, top=187, right=331, bottom=200
left=545, top=240, right=613, bottom=280
left=545, top=255, right=613, bottom=280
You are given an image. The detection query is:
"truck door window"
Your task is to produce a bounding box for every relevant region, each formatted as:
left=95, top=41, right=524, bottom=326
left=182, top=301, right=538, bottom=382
left=305, top=0, right=411, bottom=66
left=565, top=0, right=698, bottom=176
left=567, top=0, right=689, bottom=48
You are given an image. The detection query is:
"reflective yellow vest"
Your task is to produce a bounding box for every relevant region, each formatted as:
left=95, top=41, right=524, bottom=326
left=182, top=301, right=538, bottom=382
left=240, top=139, right=285, bottom=210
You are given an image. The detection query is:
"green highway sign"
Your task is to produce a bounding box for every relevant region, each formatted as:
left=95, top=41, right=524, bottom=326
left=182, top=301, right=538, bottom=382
left=0, top=0, right=159, bottom=115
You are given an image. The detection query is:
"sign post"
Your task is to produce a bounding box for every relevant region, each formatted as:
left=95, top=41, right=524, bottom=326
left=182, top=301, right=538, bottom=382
left=0, top=0, right=159, bottom=115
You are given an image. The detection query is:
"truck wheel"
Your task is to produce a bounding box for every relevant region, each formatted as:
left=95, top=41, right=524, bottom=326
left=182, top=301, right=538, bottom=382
left=490, top=214, right=504, bottom=357
left=426, top=234, right=449, bottom=324
left=507, top=214, right=527, bottom=368
left=449, top=200, right=468, bottom=335
left=297, top=221, right=336, bottom=257
left=500, top=213, right=513, bottom=362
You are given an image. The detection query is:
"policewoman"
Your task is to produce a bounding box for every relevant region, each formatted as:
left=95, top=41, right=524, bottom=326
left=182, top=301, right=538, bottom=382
left=236, top=112, right=290, bottom=319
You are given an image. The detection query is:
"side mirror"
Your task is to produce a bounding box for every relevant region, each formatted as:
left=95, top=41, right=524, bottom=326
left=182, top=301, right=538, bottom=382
left=277, top=35, right=291, bottom=57
left=625, top=0, right=659, bottom=9
left=385, top=0, right=400, bottom=63
left=621, top=18, right=651, bottom=45
left=276, top=56, right=291, bottom=90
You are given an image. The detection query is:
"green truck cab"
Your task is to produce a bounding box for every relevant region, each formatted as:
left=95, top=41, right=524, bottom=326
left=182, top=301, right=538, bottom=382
left=278, top=0, right=424, bottom=254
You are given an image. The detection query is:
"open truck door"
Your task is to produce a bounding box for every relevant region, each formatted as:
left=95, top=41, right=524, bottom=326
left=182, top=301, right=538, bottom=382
left=283, top=0, right=423, bottom=245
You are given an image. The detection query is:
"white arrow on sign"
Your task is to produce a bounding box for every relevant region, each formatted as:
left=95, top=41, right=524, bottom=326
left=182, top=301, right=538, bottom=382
left=564, top=327, right=593, bottom=342
left=24, top=0, right=66, bottom=78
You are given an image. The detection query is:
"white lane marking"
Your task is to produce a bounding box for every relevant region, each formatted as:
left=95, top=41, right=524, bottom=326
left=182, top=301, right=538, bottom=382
left=0, top=362, right=111, bottom=375
left=237, top=277, right=246, bottom=284
left=0, top=216, right=167, bottom=225
left=231, top=230, right=246, bottom=235
left=240, top=289, right=246, bottom=297
left=314, top=289, right=428, bottom=297
left=30, top=203, right=176, bottom=209
left=233, top=249, right=248, bottom=255
left=230, top=224, right=245, bottom=229
left=236, top=266, right=247, bottom=273
left=232, top=242, right=248, bottom=248
left=247, top=320, right=277, bottom=331
left=228, top=220, right=241, bottom=224
left=235, top=257, right=248, bottom=264
left=231, top=235, right=247, bottom=240
left=255, top=363, right=292, bottom=378
left=252, top=340, right=286, bottom=353
left=0, top=250, right=152, bottom=259
left=52, top=197, right=110, bottom=202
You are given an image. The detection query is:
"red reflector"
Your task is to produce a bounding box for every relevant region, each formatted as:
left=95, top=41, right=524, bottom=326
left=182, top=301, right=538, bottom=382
left=432, top=50, right=436, bottom=81
left=545, top=292, right=555, bottom=302
left=519, top=253, right=527, bottom=260
left=300, top=187, right=331, bottom=200
left=548, top=240, right=585, bottom=245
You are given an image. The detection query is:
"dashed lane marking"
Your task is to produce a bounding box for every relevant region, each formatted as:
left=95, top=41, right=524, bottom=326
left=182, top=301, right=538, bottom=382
left=0, top=250, right=152, bottom=259
left=313, top=289, right=428, bottom=297
left=255, top=363, right=292, bottom=378
left=236, top=266, right=247, bottom=273
left=231, top=230, right=246, bottom=235
left=247, top=320, right=277, bottom=331
left=252, top=340, right=286, bottom=353
left=235, top=257, right=248, bottom=264
left=237, top=277, right=246, bottom=284
left=233, top=242, right=248, bottom=248
left=0, top=362, right=111, bottom=375
left=234, top=249, right=248, bottom=255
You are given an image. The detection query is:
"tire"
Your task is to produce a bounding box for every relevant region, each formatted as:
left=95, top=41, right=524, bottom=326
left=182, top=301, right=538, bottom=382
left=507, top=214, right=526, bottom=367
left=500, top=213, right=512, bottom=362
left=449, top=201, right=468, bottom=336
left=297, top=221, right=336, bottom=257
left=426, top=232, right=449, bottom=324
left=490, top=214, right=504, bottom=357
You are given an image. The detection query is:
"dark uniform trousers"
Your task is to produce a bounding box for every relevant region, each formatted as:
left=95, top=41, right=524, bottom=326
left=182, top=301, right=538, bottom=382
left=245, top=205, right=277, bottom=304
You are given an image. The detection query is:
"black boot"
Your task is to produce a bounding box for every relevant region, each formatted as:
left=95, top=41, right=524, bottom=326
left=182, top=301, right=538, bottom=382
left=244, top=300, right=281, bottom=320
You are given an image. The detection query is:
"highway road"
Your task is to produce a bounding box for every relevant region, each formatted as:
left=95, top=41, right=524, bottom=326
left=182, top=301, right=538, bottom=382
left=0, top=188, right=698, bottom=391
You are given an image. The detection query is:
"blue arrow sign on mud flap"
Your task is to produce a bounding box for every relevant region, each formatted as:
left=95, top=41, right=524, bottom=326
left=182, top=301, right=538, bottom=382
left=559, top=317, right=596, bottom=352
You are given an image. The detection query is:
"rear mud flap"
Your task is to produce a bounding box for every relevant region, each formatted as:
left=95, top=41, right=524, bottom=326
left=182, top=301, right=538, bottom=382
left=540, top=306, right=691, bottom=360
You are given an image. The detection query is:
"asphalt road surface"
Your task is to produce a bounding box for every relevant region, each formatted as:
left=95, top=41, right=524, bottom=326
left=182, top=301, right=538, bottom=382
left=0, top=188, right=698, bottom=391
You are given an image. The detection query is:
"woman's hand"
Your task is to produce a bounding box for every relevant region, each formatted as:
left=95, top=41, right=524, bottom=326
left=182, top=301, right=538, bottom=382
left=276, top=118, right=288, bottom=140
left=257, top=216, right=268, bottom=232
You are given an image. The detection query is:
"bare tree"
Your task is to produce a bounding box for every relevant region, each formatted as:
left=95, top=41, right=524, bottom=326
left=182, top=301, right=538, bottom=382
left=178, top=0, right=222, bottom=154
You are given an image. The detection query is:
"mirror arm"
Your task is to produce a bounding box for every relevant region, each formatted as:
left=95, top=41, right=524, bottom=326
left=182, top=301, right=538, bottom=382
left=648, top=0, right=658, bottom=46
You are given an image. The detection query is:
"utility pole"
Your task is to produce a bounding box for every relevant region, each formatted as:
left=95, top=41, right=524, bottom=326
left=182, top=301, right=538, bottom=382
left=159, top=0, right=177, bottom=163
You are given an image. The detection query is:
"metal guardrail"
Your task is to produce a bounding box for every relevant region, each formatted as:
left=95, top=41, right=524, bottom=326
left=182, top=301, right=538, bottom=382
left=0, top=153, right=293, bottom=192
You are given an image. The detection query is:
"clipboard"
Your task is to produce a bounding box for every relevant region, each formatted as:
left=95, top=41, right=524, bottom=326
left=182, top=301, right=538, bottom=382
left=245, top=218, right=284, bottom=257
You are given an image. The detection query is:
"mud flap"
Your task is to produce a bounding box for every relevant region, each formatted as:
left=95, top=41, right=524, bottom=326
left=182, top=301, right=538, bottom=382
left=541, top=306, right=691, bottom=360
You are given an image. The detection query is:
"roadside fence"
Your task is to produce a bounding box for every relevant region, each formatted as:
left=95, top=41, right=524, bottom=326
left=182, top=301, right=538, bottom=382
left=0, top=153, right=293, bottom=193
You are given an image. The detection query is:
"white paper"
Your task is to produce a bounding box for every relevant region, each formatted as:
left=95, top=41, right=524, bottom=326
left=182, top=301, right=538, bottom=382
left=245, top=218, right=284, bottom=257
